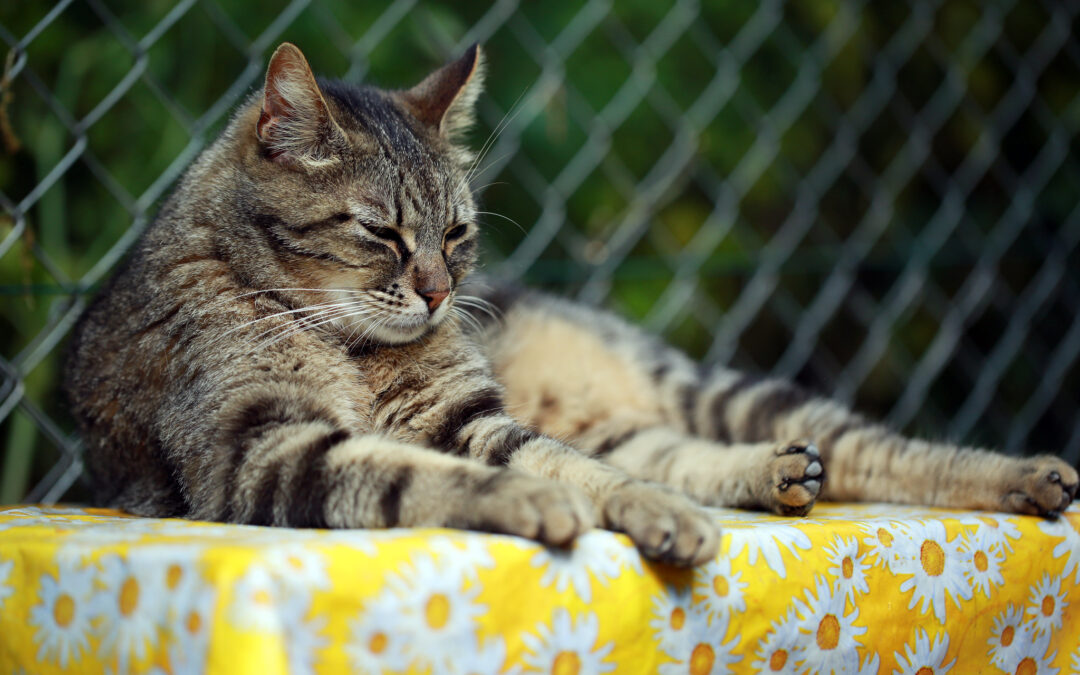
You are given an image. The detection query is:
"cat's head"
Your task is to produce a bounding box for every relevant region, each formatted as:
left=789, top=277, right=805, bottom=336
left=223, top=43, right=486, bottom=346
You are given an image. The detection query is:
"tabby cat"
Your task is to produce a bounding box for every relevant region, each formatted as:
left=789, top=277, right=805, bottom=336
left=64, top=43, right=1078, bottom=567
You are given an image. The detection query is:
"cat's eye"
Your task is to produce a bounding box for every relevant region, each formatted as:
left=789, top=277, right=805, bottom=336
left=332, top=213, right=352, bottom=223
left=362, top=223, right=405, bottom=249
left=444, top=224, right=468, bottom=242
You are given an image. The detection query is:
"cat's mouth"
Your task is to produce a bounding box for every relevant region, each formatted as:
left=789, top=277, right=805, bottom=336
left=344, top=299, right=452, bottom=346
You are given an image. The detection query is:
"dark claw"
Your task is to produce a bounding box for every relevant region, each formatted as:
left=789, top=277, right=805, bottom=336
left=1048, top=471, right=1061, bottom=483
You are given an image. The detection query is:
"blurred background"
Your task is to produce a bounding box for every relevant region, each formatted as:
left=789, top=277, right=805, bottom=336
left=1, top=0, right=1078, bottom=504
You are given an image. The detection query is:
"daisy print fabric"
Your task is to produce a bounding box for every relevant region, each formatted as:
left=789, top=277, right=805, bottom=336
left=1, top=502, right=1079, bottom=674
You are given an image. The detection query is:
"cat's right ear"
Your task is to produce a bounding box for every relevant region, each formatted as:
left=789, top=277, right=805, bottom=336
left=256, top=43, right=345, bottom=168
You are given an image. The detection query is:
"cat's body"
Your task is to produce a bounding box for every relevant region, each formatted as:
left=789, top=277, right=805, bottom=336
left=64, top=44, right=1077, bottom=566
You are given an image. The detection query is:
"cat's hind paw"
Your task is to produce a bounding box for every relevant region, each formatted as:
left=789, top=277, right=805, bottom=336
left=1000, top=456, right=1078, bottom=518
left=767, top=441, right=825, bottom=517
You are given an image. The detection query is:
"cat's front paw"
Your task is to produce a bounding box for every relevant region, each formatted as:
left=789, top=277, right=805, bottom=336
left=765, top=441, right=825, bottom=517
left=468, top=471, right=598, bottom=545
left=1000, top=456, right=1078, bottom=517
left=602, top=482, right=719, bottom=566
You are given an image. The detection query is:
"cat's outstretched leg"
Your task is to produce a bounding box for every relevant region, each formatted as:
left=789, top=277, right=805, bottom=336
left=410, top=388, right=720, bottom=566
left=687, top=371, right=1079, bottom=516
left=570, top=420, right=825, bottom=516
left=475, top=287, right=1078, bottom=517
left=189, top=409, right=596, bottom=545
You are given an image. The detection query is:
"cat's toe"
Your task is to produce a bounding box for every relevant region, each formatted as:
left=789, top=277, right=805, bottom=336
left=767, top=440, right=825, bottom=517
left=1001, top=456, right=1078, bottom=517
left=603, top=483, right=719, bottom=567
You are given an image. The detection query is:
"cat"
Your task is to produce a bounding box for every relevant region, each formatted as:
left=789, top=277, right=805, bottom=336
left=63, top=42, right=1078, bottom=567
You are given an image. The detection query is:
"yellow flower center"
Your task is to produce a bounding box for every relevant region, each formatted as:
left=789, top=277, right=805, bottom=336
left=1041, top=595, right=1055, bottom=616
left=816, top=614, right=840, bottom=650
left=287, top=555, right=304, bottom=570
left=369, top=632, right=388, bottom=654
left=916, top=668, right=934, bottom=675
left=120, top=577, right=140, bottom=617
left=689, top=644, right=715, bottom=675
left=53, top=594, right=75, bottom=628
left=1001, top=625, right=1015, bottom=647
left=670, top=607, right=685, bottom=630
left=167, top=564, right=183, bottom=590
left=187, top=610, right=202, bottom=634
left=425, top=593, right=450, bottom=629
left=1015, top=657, right=1037, bottom=675
left=973, top=551, right=988, bottom=572
left=713, top=575, right=729, bottom=597
left=769, top=649, right=788, bottom=671
left=877, top=528, right=893, bottom=546
left=552, top=651, right=581, bottom=675
left=920, top=540, right=945, bottom=577
left=254, top=589, right=273, bottom=605
left=842, top=557, right=853, bottom=579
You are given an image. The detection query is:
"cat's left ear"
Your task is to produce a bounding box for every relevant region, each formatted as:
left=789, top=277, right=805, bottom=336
left=400, top=44, right=485, bottom=143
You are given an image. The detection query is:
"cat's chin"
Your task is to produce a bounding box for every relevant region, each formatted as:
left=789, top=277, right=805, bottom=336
left=361, top=313, right=445, bottom=346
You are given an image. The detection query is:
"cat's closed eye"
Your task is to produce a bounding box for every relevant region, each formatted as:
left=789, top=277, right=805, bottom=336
left=361, top=222, right=405, bottom=249
left=444, top=224, right=468, bottom=242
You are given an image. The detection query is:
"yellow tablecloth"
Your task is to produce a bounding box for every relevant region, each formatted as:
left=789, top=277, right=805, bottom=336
left=1, top=503, right=1078, bottom=674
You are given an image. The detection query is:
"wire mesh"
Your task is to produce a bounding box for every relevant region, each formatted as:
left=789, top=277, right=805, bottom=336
left=1, top=0, right=1078, bottom=504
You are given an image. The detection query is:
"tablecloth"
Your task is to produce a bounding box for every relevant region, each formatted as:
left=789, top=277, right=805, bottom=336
left=0, top=502, right=1078, bottom=674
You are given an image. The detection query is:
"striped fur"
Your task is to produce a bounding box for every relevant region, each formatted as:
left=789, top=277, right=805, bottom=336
left=472, top=287, right=1077, bottom=518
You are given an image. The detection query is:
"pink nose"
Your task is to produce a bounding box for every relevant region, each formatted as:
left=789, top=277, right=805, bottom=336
left=418, top=287, right=449, bottom=312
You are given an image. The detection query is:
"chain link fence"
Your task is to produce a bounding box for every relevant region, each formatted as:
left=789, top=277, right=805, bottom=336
left=1, top=0, right=1078, bottom=504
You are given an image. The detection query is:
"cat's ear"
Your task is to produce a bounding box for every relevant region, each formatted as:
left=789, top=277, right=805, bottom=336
left=256, top=43, right=345, bottom=167
left=400, top=44, right=485, bottom=142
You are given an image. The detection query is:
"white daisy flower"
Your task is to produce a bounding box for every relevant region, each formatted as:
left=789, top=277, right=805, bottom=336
left=522, top=609, right=615, bottom=675
left=855, top=652, right=882, bottom=675
left=655, top=604, right=741, bottom=675
left=961, top=513, right=1023, bottom=554
left=1005, top=651, right=1061, bottom=675
left=987, top=604, right=1050, bottom=672
left=1037, top=510, right=1080, bottom=584
left=693, top=555, right=747, bottom=620
left=958, top=525, right=1006, bottom=598
left=792, top=575, right=866, bottom=675
left=724, top=522, right=812, bottom=578
left=751, top=608, right=801, bottom=674
left=385, top=552, right=487, bottom=675
left=166, top=582, right=216, bottom=675
left=892, top=629, right=954, bottom=675
left=1024, top=573, right=1068, bottom=637
left=823, top=535, right=870, bottom=602
left=280, top=590, right=328, bottom=675
left=1071, top=643, right=1080, bottom=674
left=260, top=546, right=331, bottom=590
left=530, top=531, right=627, bottom=601
left=893, top=520, right=972, bottom=623
left=650, top=582, right=695, bottom=654
left=91, top=553, right=176, bottom=671
left=429, top=533, right=497, bottom=580
left=29, top=554, right=95, bottom=668
left=346, top=588, right=411, bottom=674
left=0, top=557, right=14, bottom=610
left=860, top=520, right=913, bottom=573
left=229, top=566, right=285, bottom=632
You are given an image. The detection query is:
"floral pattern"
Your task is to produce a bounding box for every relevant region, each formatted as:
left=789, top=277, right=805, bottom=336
left=0, top=502, right=1078, bottom=674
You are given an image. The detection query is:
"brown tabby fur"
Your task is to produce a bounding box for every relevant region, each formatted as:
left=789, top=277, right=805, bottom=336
left=64, top=43, right=1078, bottom=567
